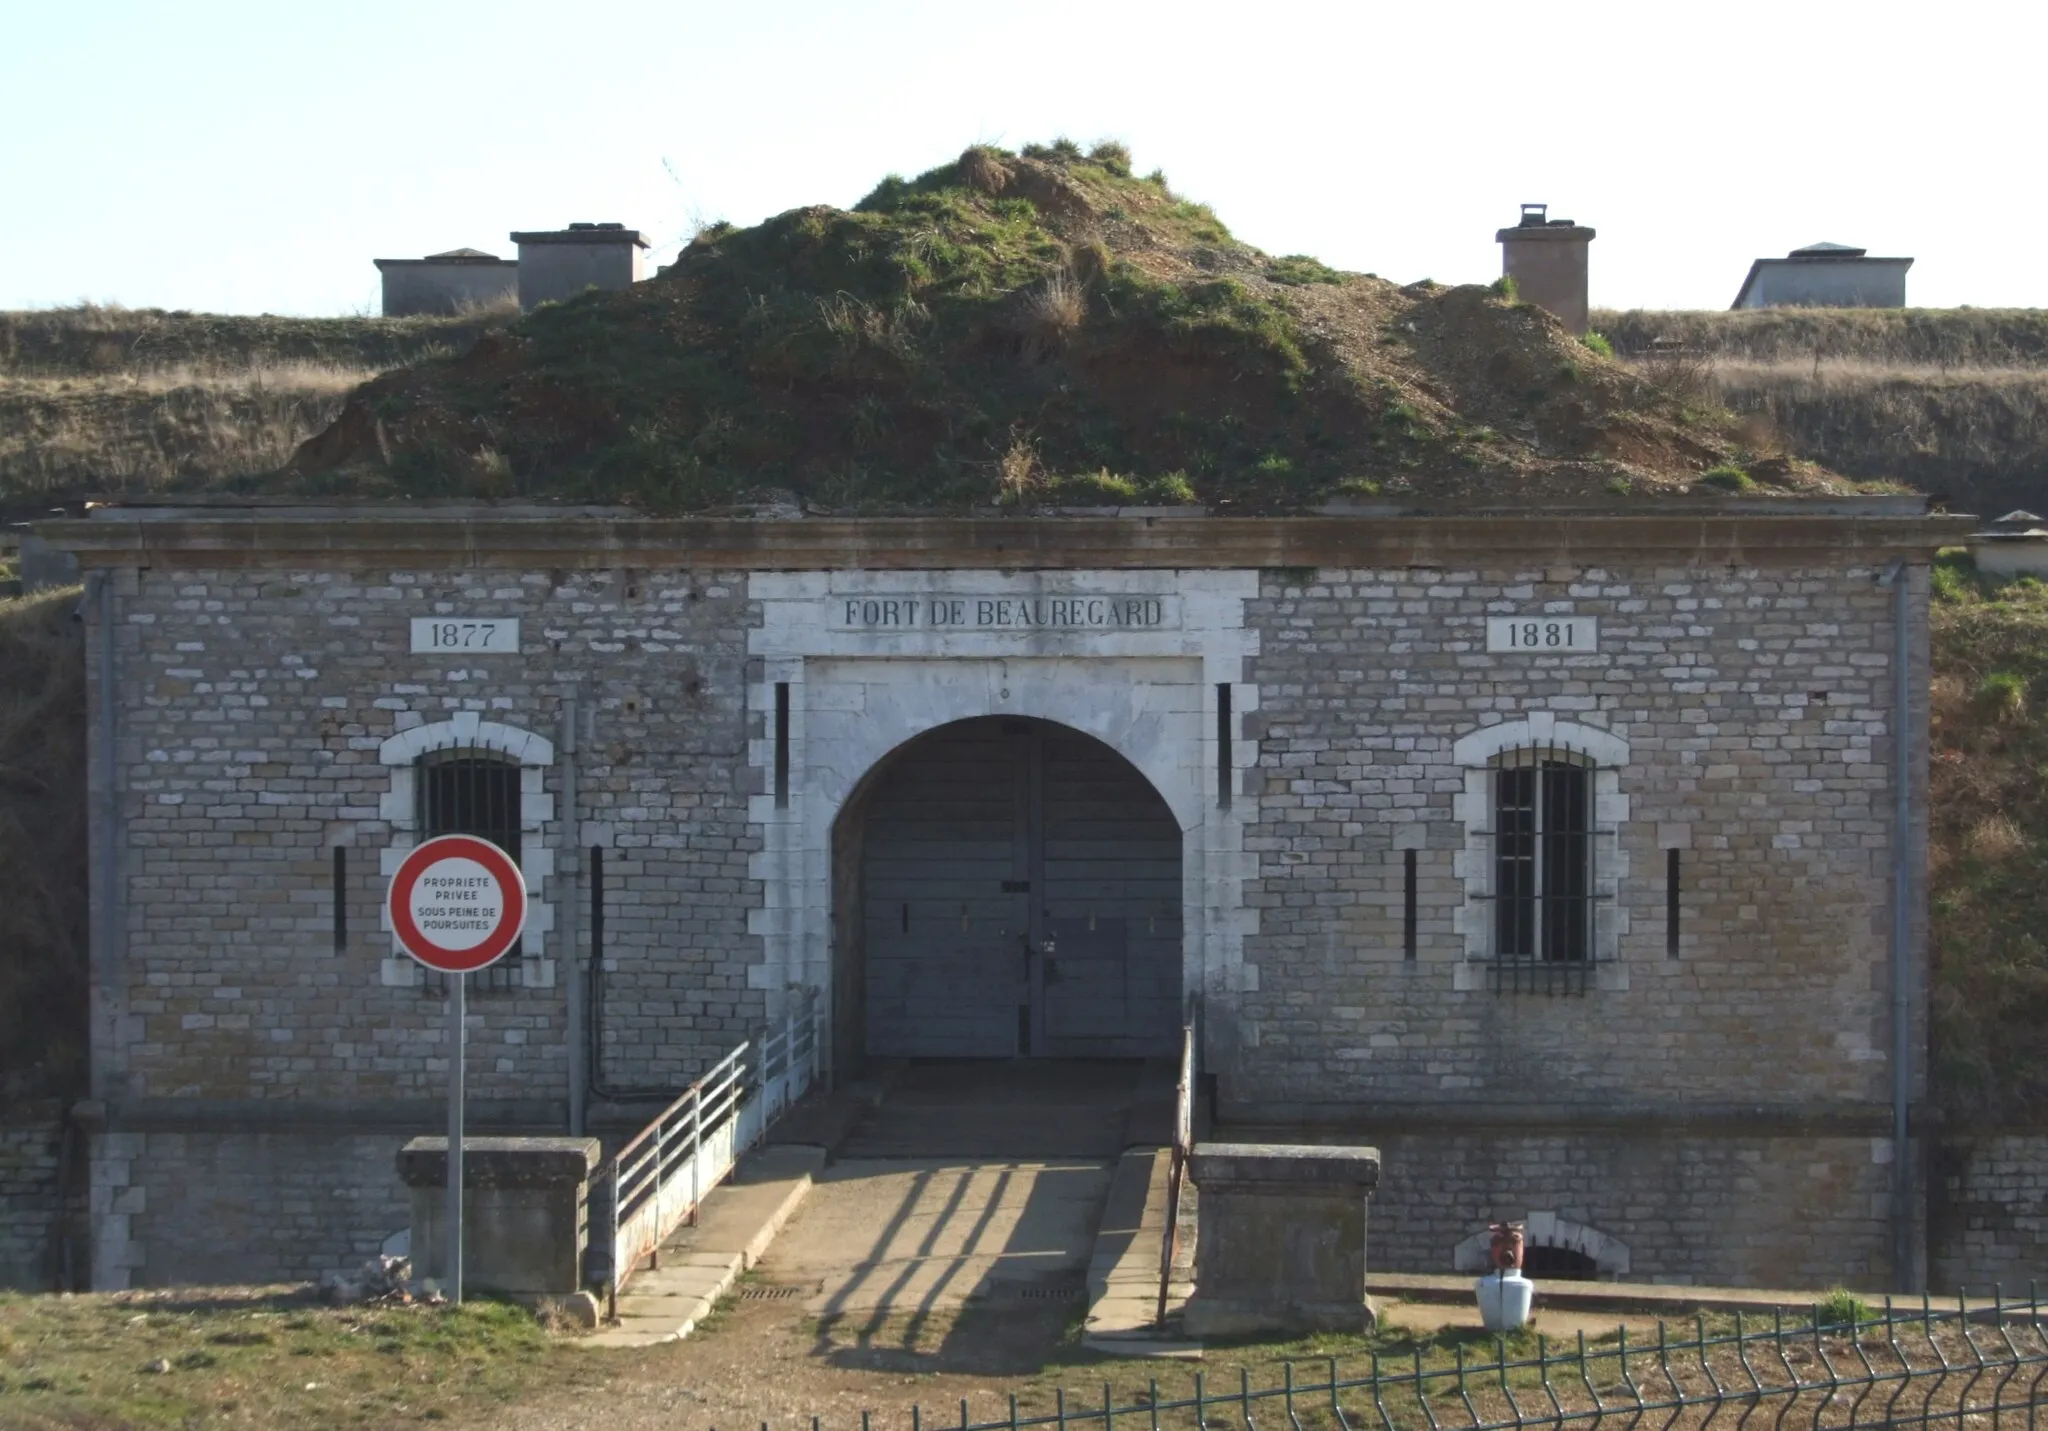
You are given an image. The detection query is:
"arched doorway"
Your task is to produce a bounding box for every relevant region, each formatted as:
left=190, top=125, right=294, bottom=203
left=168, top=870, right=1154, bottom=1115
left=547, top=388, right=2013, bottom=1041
left=831, top=717, right=1184, bottom=1071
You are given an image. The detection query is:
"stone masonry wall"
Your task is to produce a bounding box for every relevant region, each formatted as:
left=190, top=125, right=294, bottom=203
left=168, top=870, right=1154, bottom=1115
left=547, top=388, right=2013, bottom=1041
left=1929, top=1134, right=2048, bottom=1293
left=105, top=1131, right=411, bottom=1285
left=1235, top=562, right=1928, bottom=1113
left=0, top=1109, right=66, bottom=1288
left=1369, top=1131, right=1895, bottom=1290
left=90, top=565, right=764, bottom=1284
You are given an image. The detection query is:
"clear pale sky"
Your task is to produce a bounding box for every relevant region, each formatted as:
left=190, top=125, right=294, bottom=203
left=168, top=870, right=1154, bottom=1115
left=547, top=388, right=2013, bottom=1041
left=2, top=0, right=2040, bottom=317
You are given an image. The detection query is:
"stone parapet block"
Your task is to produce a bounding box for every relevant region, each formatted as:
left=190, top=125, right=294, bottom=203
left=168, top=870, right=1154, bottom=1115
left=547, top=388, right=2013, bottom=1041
left=1183, top=1140, right=1379, bottom=1338
left=397, top=1137, right=600, bottom=1190
left=1190, top=1141, right=1381, bottom=1190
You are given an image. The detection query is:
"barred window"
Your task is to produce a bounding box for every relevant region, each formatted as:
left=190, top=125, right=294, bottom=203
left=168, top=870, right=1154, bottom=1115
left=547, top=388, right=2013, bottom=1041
left=1493, top=751, right=1593, bottom=965
left=1454, top=716, right=1628, bottom=994
left=1485, top=746, right=1610, bottom=994
left=416, top=749, right=523, bottom=994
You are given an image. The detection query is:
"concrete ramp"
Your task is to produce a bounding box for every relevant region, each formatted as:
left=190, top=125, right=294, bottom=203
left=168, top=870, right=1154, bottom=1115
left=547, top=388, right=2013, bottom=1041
left=602, top=1058, right=1176, bottom=1341
left=761, top=1158, right=1110, bottom=1315
left=1082, top=1147, right=1199, bottom=1355
left=750, top=1059, right=1165, bottom=1321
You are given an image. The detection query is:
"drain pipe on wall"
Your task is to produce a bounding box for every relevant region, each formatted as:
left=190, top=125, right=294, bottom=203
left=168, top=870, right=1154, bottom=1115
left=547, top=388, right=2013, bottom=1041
left=559, top=694, right=584, bottom=1136
left=1877, top=557, right=1915, bottom=1292
left=87, top=571, right=122, bottom=1105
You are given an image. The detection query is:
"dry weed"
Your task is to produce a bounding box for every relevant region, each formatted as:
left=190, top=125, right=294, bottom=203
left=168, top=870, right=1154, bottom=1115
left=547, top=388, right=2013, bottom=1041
left=12, top=360, right=374, bottom=396
left=0, top=372, right=356, bottom=498
left=1014, top=273, right=1085, bottom=361
left=0, top=304, right=497, bottom=379
left=450, top=291, right=521, bottom=323
left=997, top=436, right=1038, bottom=504
left=1929, top=672, right=1968, bottom=723
left=1070, top=238, right=1111, bottom=287
left=1592, top=306, right=2048, bottom=368
left=957, top=145, right=1010, bottom=196
left=1635, top=343, right=1718, bottom=405
left=1965, top=815, right=2026, bottom=860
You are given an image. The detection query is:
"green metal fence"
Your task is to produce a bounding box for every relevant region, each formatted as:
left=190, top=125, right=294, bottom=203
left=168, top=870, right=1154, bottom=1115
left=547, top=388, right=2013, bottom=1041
left=750, top=1291, right=2048, bottom=1431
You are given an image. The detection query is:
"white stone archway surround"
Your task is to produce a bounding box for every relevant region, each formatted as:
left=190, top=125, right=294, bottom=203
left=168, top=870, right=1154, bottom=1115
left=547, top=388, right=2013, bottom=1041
left=1453, top=1211, right=1632, bottom=1278
left=374, top=712, right=557, bottom=988
left=1449, top=713, right=1632, bottom=989
left=746, top=570, right=1261, bottom=1056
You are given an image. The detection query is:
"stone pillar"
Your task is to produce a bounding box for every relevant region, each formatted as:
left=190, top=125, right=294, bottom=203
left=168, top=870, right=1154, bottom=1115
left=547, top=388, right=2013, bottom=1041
left=397, top=1137, right=600, bottom=1297
left=1182, top=1142, right=1380, bottom=1337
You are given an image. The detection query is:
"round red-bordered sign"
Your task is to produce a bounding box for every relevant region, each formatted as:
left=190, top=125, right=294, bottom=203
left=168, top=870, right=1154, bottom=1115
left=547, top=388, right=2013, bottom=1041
left=386, top=835, right=528, bottom=974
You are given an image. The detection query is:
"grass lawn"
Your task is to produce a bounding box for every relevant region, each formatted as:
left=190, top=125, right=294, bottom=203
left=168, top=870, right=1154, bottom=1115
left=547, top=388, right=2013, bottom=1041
left=1, top=1281, right=2018, bottom=1431
left=0, top=1285, right=605, bottom=1428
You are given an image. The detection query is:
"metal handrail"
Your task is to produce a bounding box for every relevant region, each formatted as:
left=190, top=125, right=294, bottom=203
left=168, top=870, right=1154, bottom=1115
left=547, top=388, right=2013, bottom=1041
left=1156, top=1005, right=1197, bottom=1324
left=595, top=991, right=819, bottom=1312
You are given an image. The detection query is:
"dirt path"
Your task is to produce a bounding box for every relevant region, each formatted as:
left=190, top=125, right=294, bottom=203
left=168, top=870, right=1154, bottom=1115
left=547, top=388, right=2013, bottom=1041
left=475, top=1295, right=1686, bottom=1431
left=486, top=1298, right=1089, bottom=1431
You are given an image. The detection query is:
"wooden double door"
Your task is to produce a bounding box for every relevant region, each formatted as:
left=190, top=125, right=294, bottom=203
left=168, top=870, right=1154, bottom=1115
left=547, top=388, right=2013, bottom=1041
left=860, top=718, right=1182, bottom=1059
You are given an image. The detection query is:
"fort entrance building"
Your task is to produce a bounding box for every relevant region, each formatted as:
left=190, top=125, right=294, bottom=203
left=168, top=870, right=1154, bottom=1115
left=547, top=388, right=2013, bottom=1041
left=46, top=498, right=1963, bottom=1292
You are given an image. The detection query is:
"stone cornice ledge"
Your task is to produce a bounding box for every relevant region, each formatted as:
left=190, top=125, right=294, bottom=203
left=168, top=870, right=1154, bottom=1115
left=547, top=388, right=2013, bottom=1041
left=38, top=513, right=1975, bottom=571
left=1221, top=1099, right=1918, bottom=1137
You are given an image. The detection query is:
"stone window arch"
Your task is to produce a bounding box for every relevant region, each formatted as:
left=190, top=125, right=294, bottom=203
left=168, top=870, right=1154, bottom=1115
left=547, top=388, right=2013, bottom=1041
left=1451, top=713, right=1630, bottom=986
left=375, top=712, right=556, bottom=988
left=1453, top=1211, right=1631, bottom=1279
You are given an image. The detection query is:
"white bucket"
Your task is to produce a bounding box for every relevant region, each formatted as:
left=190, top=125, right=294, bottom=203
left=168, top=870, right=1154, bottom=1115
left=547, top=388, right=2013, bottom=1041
left=1475, top=1271, right=1534, bottom=1331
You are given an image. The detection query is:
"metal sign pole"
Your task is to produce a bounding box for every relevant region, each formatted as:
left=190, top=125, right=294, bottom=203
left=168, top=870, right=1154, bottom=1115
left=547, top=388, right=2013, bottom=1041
left=390, top=833, right=522, bottom=1310
left=447, top=970, right=465, bottom=1305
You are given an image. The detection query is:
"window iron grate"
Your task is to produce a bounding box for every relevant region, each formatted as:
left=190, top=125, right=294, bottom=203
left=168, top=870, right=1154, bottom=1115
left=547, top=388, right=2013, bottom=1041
left=1485, top=742, right=1607, bottom=994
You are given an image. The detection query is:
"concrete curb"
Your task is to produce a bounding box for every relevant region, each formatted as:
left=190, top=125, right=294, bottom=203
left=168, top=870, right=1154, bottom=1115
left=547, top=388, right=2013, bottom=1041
left=583, top=1143, right=824, bottom=1349
left=1082, top=1147, right=1201, bottom=1358
left=1367, top=1272, right=1943, bottom=1318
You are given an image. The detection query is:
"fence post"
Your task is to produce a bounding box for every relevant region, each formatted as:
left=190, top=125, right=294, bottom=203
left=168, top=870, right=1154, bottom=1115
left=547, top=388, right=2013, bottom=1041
left=651, top=1116, right=666, bottom=1271
left=598, top=1162, right=614, bottom=1318
left=688, top=1085, right=702, bottom=1228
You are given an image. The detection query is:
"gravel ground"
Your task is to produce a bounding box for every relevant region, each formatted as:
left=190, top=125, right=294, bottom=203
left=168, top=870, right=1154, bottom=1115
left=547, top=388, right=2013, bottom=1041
left=488, top=1297, right=1089, bottom=1431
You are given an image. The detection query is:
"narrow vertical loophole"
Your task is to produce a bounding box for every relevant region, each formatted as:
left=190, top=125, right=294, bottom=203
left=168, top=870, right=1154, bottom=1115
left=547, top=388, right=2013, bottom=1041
left=773, top=682, right=791, bottom=808
left=1666, top=848, right=1682, bottom=958
left=1403, top=848, right=1418, bottom=960
left=332, top=847, right=347, bottom=954
left=590, top=846, right=606, bottom=958
left=1216, top=683, right=1233, bottom=810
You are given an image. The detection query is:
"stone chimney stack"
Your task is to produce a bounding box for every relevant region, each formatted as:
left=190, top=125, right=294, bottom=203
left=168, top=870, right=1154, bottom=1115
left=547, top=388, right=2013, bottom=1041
left=1497, top=204, right=1596, bottom=335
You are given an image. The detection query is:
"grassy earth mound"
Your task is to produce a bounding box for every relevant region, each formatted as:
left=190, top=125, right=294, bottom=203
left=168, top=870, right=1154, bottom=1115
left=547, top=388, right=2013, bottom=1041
left=283, top=141, right=1842, bottom=512
left=1590, top=307, right=2048, bottom=519
left=1928, top=553, right=2048, bottom=1121
left=0, top=306, right=503, bottom=513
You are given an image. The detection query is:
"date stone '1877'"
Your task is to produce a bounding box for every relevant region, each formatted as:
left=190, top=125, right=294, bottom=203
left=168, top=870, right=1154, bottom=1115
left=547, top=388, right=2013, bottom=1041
left=410, top=618, right=522, bottom=654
